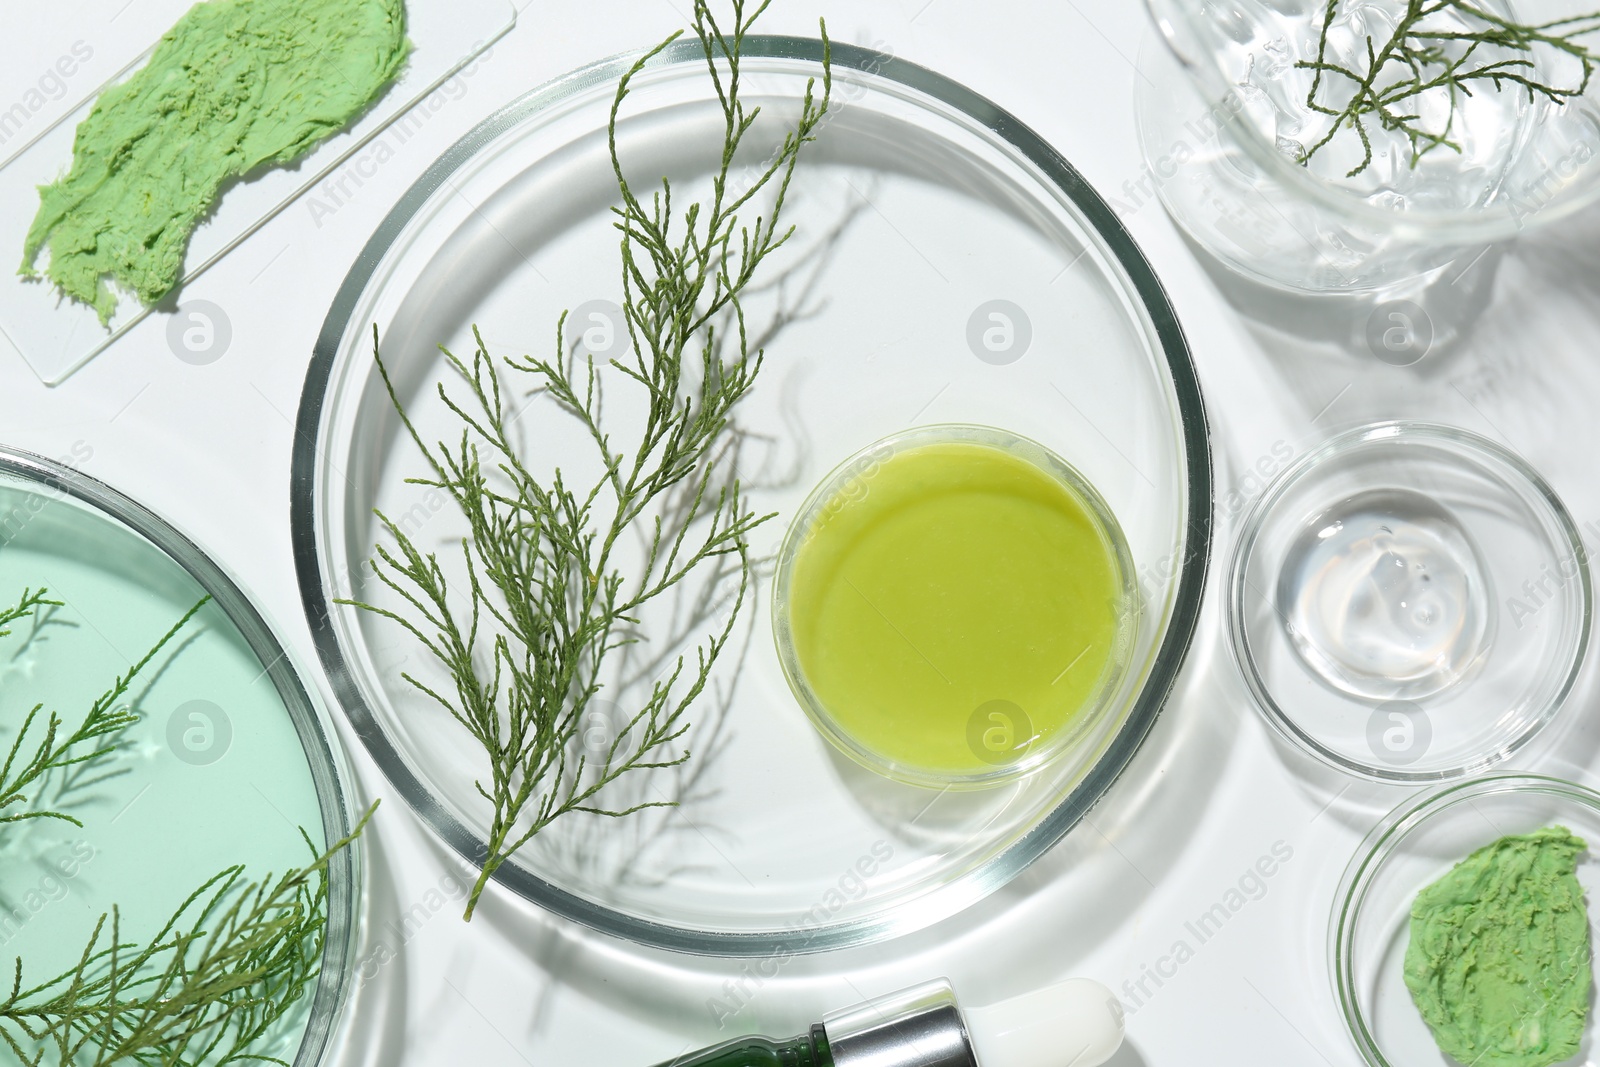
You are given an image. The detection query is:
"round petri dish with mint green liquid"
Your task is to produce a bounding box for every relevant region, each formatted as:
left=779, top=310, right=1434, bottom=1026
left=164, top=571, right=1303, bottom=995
left=0, top=447, right=356, bottom=1066
left=773, top=425, right=1139, bottom=789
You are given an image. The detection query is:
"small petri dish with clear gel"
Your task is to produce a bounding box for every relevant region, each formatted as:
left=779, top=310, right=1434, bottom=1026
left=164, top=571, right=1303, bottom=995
left=1228, top=422, right=1591, bottom=782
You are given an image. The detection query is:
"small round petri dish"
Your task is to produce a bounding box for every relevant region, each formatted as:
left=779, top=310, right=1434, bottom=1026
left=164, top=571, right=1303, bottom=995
left=0, top=446, right=358, bottom=1066
left=771, top=424, right=1138, bottom=789
left=1333, top=773, right=1600, bottom=1067
left=1229, top=422, right=1591, bottom=782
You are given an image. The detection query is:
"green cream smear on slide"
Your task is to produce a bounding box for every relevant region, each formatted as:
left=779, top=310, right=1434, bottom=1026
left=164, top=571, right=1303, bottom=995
left=20, top=0, right=410, bottom=324
left=1405, top=826, right=1594, bottom=1067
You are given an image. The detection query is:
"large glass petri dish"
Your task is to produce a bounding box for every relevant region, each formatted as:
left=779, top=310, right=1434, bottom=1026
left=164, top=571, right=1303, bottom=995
left=292, top=36, right=1212, bottom=955
left=0, top=447, right=358, bottom=1066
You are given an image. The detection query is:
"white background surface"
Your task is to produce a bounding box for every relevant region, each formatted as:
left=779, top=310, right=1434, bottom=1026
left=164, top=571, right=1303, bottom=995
left=5, top=2, right=1600, bottom=1065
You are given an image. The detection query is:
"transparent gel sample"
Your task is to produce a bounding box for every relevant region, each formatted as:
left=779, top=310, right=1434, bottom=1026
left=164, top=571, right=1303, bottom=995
left=1278, top=488, right=1492, bottom=701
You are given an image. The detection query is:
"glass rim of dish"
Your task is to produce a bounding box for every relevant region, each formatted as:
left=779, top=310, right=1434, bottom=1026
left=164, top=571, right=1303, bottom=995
left=1228, top=419, right=1592, bottom=783
left=1142, top=0, right=1600, bottom=243
left=770, top=422, right=1140, bottom=789
left=1330, top=772, right=1600, bottom=1067
left=291, top=33, right=1214, bottom=956
left=0, top=443, right=361, bottom=1067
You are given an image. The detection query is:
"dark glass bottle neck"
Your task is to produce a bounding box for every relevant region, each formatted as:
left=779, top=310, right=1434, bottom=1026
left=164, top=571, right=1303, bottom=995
left=802, top=1024, right=832, bottom=1067
left=654, top=1024, right=832, bottom=1067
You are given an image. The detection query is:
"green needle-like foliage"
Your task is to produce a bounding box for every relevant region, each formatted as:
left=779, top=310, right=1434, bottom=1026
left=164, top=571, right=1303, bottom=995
left=1300, top=0, right=1600, bottom=175
left=0, top=811, right=371, bottom=1067
left=345, top=0, right=832, bottom=919
left=0, top=588, right=369, bottom=1065
left=1, top=591, right=207, bottom=829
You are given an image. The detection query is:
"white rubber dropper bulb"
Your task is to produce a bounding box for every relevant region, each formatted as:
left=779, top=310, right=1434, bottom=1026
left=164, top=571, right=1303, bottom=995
left=963, top=978, right=1125, bottom=1067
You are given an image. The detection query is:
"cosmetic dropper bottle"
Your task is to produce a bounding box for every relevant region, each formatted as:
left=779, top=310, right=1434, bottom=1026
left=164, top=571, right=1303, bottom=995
left=653, top=976, right=1124, bottom=1067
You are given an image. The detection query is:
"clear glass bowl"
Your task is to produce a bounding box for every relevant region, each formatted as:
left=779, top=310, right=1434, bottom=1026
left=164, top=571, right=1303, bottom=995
left=1333, top=774, right=1600, bottom=1067
left=1140, top=0, right=1600, bottom=291
left=0, top=446, right=358, bottom=1066
left=292, top=36, right=1212, bottom=954
left=772, top=424, right=1140, bottom=789
left=1229, top=422, right=1591, bottom=782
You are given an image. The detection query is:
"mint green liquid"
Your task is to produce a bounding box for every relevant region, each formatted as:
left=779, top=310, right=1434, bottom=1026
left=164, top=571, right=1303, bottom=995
left=0, top=484, right=328, bottom=1062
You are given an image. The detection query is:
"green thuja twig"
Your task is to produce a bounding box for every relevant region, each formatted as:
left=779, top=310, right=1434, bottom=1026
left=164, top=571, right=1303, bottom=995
left=1, top=590, right=370, bottom=1065
left=344, top=0, right=833, bottom=919
left=1300, top=0, right=1600, bottom=175
left=0, top=806, right=373, bottom=1067
left=1, top=593, right=209, bottom=829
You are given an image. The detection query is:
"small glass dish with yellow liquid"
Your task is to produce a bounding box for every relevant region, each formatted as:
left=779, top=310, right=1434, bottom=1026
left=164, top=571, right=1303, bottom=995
left=773, top=425, right=1140, bottom=789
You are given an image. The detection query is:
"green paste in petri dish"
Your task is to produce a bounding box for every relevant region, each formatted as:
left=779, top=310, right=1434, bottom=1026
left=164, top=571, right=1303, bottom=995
left=1404, top=826, right=1592, bottom=1067
left=784, top=437, right=1129, bottom=778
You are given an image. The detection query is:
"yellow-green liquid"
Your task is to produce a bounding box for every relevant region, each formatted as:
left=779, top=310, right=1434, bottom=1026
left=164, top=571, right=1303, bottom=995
left=786, top=439, right=1127, bottom=777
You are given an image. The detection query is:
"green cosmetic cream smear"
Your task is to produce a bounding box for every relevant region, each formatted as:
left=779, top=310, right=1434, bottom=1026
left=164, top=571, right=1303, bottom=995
left=20, top=0, right=410, bottom=323
left=1404, top=826, right=1593, bottom=1067
left=781, top=434, right=1130, bottom=781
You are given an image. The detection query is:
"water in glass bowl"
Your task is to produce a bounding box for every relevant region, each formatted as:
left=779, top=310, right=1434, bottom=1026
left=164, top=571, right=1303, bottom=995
left=1221, top=0, right=1536, bottom=209
left=1139, top=0, right=1600, bottom=291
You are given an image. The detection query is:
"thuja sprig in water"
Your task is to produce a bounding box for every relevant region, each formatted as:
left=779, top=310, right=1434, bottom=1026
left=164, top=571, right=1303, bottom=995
left=1, top=589, right=370, bottom=1065
left=0, top=808, right=373, bottom=1067
left=344, top=0, right=832, bottom=919
left=1299, top=0, right=1600, bottom=176
left=0, top=589, right=208, bottom=829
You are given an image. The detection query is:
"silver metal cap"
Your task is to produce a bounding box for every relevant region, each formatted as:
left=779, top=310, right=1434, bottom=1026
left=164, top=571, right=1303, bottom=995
left=822, top=979, right=977, bottom=1067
